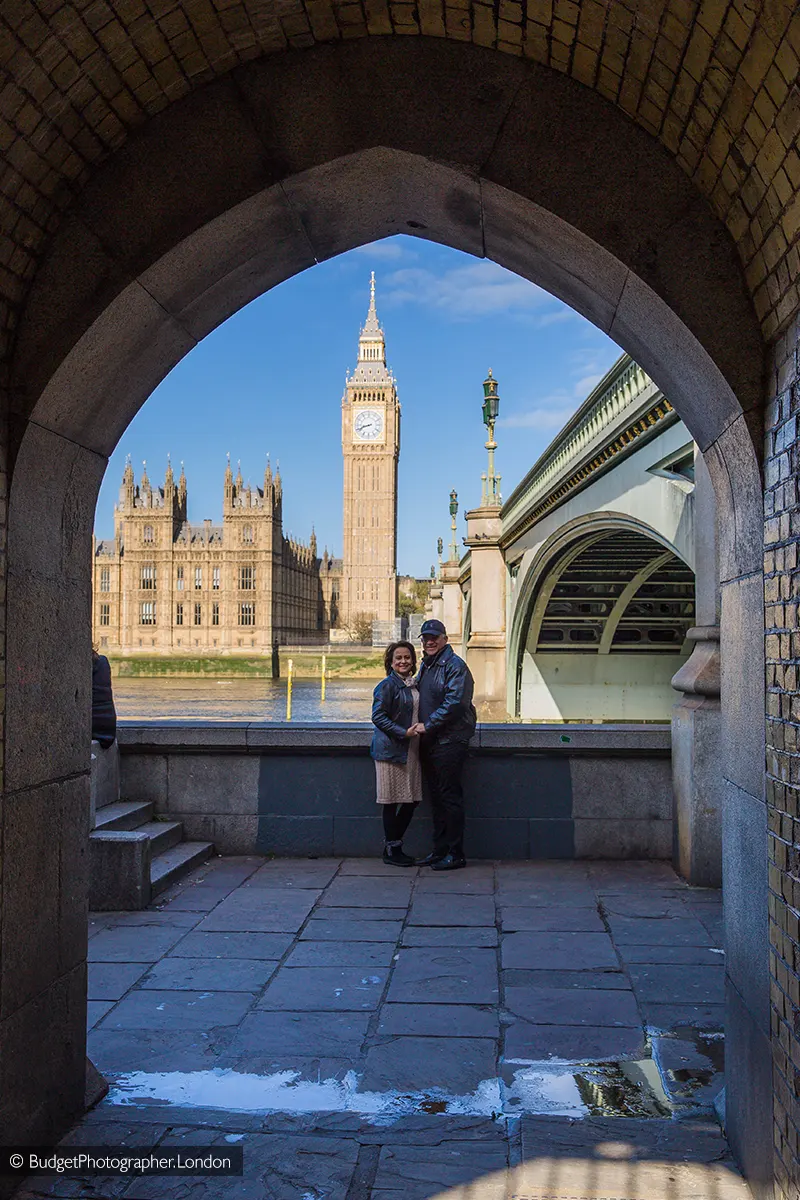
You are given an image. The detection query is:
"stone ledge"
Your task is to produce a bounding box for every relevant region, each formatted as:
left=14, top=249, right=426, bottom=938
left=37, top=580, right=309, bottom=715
left=117, top=721, right=671, bottom=754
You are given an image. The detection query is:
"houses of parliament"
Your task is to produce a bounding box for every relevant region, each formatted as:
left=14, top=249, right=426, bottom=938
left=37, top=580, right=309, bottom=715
left=91, top=276, right=400, bottom=654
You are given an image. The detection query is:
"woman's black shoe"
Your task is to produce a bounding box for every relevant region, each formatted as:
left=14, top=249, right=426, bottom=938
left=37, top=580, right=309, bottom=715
left=383, top=845, right=415, bottom=867
left=431, top=853, right=467, bottom=871
left=416, top=852, right=445, bottom=867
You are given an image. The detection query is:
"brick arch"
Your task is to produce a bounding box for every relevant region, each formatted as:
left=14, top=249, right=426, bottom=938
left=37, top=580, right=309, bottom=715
left=0, top=33, right=772, bottom=1194
left=1, top=5, right=798, bottom=352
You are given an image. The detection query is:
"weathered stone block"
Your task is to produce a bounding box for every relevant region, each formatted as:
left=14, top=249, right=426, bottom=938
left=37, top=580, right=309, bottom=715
left=89, top=831, right=151, bottom=911
left=90, top=740, right=120, bottom=821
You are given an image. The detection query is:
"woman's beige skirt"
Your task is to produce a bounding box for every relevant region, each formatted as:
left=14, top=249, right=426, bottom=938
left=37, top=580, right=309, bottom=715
left=375, top=682, right=422, bottom=805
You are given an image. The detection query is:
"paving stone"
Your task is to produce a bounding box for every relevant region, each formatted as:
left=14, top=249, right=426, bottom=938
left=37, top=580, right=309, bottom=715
left=652, top=1030, right=725, bottom=1109
left=500, top=906, right=605, bottom=932
left=360, top=1035, right=498, bottom=1094
left=607, top=915, right=713, bottom=946
left=227, top=1011, right=370, bottom=1057
left=502, top=931, right=617, bottom=970
left=121, top=1129, right=359, bottom=1199
left=88, top=961, right=154, bottom=1001
left=104, top=910, right=203, bottom=928
left=284, top=941, right=397, bottom=968
left=516, top=1116, right=749, bottom=1198
left=503, top=1022, right=647, bottom=1062
left=99, top=989, right=256, bottom=1030
left=373, top=1141, right=508, bottom=1199
left=88, top=927, right=188, bottom=962
left=588, top=862, right=682, bottom=887
left=401, top=926, right=498, bottom=948
left=598, top=894, right=691, bottom=918
left=257, top=966, right=388, bottom=1010
left=320, top=877, right=414, bottom=907
left=194, top=892, right=318, bottom=933
left=88, top=914, right=114, bottom=939
left=495, top=885, right=598, bottom=908
left=87, top=1000, right=115, bottom=1031
left=627, top=964, right=725, bottom=1005
left=641, top=1002, right=726, bottom=1030
left=140, top=957, right=278, bottom=992
left=301, top=918, right=403, bottom=941
left=414, top=873, right=495, bottom=894
left=168, top=931, right=294, bottom=959
left=13, top=1120, right=174, bottom=1199
left=502, top=969, right=631, bottom=990
left=242, top=860, right=342, bottom=887
left=155, top=887, right=234, bottom=912
left=339, top=858, right=420, bottom=876
left=505, top=985, right=641, bottom=1028
left=378, top=1003, right=499, bottom=1038
left=619, top=945, right=726, bottom=966
left=88, top=1028, right=236, bottom=1073
left=312, top=906, right=407, bottom=921
left=408, top=894, right=496, bottom=926
left=387, top=948, right=499, bottom=1005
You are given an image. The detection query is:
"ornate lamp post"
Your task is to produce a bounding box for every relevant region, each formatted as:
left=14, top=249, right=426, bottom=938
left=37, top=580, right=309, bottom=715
left=448, top=489, right=458, bottom=561
left=481, top=369, right=501, bottom=506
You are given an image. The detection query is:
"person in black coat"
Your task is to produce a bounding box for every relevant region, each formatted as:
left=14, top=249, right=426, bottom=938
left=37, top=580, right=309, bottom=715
left=370, top=641, right=422, bottom=866
left=410, top=619, right=476, bottom=871
left=91, top=648, right=117, bottom=748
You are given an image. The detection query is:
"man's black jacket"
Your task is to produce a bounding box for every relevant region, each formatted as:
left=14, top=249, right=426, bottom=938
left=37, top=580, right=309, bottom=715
left=417, top=643, right=477, bottom=744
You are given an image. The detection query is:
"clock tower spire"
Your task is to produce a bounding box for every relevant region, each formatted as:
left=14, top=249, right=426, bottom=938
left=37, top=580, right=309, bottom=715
left=340, top=273, right=399, bottom=631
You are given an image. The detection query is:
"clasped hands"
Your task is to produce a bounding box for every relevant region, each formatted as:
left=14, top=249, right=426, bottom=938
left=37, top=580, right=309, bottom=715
left=405, top=723, right=426, bottom=738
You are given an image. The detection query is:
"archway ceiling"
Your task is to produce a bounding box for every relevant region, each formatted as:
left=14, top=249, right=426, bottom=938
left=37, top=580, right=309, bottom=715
left=0, top=1, right=797, bottom=359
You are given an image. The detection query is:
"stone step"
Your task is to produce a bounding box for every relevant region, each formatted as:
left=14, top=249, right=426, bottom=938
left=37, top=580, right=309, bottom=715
left=150, top=841, right=215, bottom=897
left=93, top=800, right=154, bottom=832
left=136, top=820, right=184, bottom=857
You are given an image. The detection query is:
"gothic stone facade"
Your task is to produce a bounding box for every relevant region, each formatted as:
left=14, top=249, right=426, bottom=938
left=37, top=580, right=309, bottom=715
left=93, top=457, right=340, bottom=655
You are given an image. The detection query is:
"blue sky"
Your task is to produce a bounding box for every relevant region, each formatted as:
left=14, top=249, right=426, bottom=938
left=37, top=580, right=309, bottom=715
left=94, top=236, right=622, bottom=577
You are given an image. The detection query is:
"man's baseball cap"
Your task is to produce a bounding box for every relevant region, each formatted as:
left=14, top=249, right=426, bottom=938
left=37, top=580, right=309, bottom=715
left=420, top=619, right=447, bottom=638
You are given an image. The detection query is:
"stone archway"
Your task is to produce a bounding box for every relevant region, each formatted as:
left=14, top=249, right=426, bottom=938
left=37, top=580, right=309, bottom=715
left=2, top=37, right=768, bottom=1194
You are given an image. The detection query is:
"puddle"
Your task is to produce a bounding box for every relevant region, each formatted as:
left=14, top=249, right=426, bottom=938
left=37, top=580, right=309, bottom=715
left=105, top=1069, right=504, bottom=1122
left=503, top=1059, right=671, bottom=1119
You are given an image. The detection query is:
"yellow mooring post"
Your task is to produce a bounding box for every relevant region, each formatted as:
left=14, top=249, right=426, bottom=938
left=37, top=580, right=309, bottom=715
left=286, top=658, right=293, bottom=721
left=321, top=654, right=327, bottom=702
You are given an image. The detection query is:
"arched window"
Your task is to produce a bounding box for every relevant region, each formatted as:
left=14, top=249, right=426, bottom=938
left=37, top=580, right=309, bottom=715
left=143, top=525, right=154, bottom=543
left=243, top=525, right=253, bottom=543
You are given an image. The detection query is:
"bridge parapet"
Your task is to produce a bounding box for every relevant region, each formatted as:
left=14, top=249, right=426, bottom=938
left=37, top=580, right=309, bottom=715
left=502, top=356, right=677, bottom=547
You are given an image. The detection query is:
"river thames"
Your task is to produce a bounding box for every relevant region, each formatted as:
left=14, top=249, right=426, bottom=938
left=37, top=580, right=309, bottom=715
left=113, top=676, right=381, bottom=722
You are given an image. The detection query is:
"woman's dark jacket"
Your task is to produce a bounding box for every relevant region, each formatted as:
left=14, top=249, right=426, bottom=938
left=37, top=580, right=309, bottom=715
left=370, top=672, right=414, bottom=764
left=92, top=653, right=117, bottom=748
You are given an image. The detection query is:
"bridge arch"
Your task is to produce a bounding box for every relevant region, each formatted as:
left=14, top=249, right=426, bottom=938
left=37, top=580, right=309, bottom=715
left=1, top=33, right=768, bottom=1186
left=510, top=514, right=695, bottom=721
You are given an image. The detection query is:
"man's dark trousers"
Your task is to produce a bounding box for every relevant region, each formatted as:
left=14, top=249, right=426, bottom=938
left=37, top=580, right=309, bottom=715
left=421, top=738, right=470, bottom=858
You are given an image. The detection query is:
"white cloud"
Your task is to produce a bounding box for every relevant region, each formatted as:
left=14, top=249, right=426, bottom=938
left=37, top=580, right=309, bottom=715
left=498, top=357, right=612, bottom=433
left=382, top=260, right=555, bottom=319
left=500, top=403, right=577, bottom=430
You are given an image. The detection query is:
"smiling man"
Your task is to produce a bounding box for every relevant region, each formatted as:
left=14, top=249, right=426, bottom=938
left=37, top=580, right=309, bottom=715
left=412, top=619, right=477, bottom=870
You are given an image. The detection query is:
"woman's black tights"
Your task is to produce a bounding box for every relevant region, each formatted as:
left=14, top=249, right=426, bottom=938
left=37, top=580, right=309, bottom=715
left=382, top=803, right=418, bottom=844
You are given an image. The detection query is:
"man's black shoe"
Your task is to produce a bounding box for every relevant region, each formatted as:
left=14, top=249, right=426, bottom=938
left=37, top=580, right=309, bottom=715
left=431, top=853, right=467, bottom=871
left=416, top=853, right=445, bottom=867
left=383, top=845, right=415, bottom=867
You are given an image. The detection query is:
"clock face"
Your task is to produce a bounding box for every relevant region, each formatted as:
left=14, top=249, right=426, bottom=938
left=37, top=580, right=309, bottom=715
left=353, top=408, right=384, bottom=441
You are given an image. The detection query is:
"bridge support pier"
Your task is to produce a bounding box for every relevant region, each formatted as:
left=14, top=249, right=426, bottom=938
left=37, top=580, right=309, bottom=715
left=670, top=451, right=722, bottom=887
left=440, top=561, right=464, bottom=653
left=671, top=626, right=722, bottom=887
left=464, top=505, right=506, bottom=715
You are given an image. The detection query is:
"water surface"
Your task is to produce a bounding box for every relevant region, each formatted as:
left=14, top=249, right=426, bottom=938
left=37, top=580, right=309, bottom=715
left=114, top=676, right=378, bottom=722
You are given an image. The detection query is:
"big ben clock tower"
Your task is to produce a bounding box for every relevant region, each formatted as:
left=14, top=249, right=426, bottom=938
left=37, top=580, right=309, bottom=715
left=341, top=273, right=399, bottom=627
